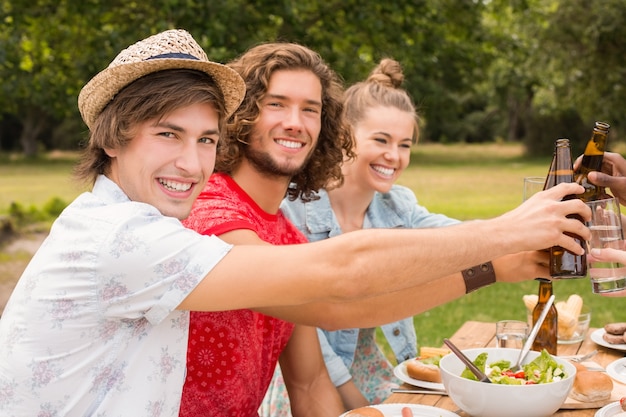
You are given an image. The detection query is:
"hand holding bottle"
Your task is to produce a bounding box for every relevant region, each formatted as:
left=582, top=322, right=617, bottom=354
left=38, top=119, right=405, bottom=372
left=497, top=182, right=590, bottom=257
left=574, top=121, right=611, bottom=201
left=575, top=151, right=626, bottom=206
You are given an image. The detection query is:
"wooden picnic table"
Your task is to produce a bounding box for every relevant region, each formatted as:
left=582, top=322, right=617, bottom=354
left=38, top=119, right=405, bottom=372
left=384, top=320, right=625, bottom=416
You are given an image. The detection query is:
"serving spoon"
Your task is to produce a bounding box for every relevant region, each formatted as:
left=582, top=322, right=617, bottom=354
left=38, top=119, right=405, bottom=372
left=510, top=294, right=555, bottom=372
left=443, top=338, right=491, bottom=383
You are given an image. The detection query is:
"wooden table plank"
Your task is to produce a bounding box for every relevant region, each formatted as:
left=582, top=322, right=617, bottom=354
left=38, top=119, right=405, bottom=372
left=384, top=321, right=623, bottom=417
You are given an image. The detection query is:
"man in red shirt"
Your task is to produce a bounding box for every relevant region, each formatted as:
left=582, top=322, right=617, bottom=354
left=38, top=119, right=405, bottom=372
left=179, top=43, right=348, bottom=417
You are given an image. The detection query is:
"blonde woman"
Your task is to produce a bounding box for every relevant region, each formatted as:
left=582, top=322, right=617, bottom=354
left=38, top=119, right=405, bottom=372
left=280, top=58, right=458, bottom=407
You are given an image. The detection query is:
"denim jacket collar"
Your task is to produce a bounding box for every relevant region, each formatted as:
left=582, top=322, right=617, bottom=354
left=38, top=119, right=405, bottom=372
left=302, top=188, right=407, bottom=237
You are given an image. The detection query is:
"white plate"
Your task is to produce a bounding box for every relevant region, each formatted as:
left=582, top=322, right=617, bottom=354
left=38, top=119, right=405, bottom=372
left=607, top=357, right=626, bottom=384
left=595, top=401, right=626, bottom=417
left=591, top=329, right=626, bottom=352
left=341, top=403, right=458, bottom=417
left=393, top=359, right=445, bottom=391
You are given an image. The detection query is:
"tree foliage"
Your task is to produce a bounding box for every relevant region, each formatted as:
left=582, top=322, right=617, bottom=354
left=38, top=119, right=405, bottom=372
left=1, top=0, right=625, bottom=156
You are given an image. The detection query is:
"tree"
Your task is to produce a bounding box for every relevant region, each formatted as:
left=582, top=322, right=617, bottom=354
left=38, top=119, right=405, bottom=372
left=4, top=0, right=625, bottom=155
left=541, top=0, right=626, bottom=132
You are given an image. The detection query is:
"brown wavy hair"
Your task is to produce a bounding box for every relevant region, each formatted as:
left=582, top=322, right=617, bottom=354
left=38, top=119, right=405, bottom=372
left=343, top=58, right=420, bottom=144
left=218, top=42, right=354, bottom=202
left=73, top=69, right=226, bottom=185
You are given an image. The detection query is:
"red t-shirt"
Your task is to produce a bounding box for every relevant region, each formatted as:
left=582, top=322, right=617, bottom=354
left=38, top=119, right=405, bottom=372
left=179, top=173, right=307, bottom=417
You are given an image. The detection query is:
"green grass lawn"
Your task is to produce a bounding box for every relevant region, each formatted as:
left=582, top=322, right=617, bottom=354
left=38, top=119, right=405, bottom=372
left=1, top=143, right=625, bottom=359
left=0, top=152, right=86, bottom=213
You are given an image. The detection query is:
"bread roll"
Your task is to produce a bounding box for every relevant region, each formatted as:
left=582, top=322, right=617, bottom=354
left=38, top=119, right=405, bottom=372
left=569, top=370, right=613, bottom=403
left=569, top=360, right=587, bottom=373
left=406, top=358, right=441, bottom=383
left=605, top=322, right=626, bottom=335
left=344, top=407, right=384, bottom=417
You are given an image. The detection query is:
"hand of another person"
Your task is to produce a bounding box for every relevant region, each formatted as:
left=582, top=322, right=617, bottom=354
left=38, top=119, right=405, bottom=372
left=574, top=152, right=626, bottom=205
left=497, top=182, right=590, bottom=256
left=493, top=250, right=549, bottom=283
left=402, top=407, right=414, bottom=417
left=587, top=246, right=626, bottom=297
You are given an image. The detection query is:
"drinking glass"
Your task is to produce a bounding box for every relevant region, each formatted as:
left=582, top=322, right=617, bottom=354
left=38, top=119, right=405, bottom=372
left=495, top=320, right=529, bottom=349
left=586, top=197, right=626, bottom=293
left=523, top=176, right=545, bottom=201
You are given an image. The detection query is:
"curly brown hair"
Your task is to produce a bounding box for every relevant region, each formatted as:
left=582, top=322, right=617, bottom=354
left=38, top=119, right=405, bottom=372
left=218, top=42, right=354, bottom=202
left=73, top=69, right=226, bottom=185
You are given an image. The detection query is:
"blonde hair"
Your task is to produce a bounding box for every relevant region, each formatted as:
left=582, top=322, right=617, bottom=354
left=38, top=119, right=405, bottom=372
left=343, top=58, right=420, bottom=143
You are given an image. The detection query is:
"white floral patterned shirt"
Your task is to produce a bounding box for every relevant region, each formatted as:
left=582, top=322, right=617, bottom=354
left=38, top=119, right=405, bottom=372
left=0, top=175, right=232, bottom=417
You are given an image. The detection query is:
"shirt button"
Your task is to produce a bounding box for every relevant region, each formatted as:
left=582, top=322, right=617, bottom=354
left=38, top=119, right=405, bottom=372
left=393, top=328, right=400, bottom=336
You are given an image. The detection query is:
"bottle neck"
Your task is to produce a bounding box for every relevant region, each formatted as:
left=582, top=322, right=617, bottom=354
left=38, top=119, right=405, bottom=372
left=537, top=279, right=553, bottom=302
left=554, top=140, right=574, bottom=184
left=579, top=125, right=609, bottom=173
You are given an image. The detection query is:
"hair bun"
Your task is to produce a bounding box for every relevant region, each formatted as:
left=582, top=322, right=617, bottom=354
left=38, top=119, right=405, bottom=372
left=367, top=58, right=404, bottom=89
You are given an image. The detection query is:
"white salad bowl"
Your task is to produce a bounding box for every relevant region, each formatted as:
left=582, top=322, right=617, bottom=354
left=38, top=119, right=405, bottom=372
left=439, top=347, right=576, bottom=417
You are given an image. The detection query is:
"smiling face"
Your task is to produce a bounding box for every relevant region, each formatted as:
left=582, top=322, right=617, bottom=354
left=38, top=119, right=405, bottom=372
left=344, top=105, right=415, bottom=194
left=105, top=102, right=220, bottom=219
left=242, top=69, right=323, bottom=178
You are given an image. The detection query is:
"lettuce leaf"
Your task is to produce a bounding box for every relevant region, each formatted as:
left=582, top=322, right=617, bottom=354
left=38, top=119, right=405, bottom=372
left=522, top=349, right=565, bottom=384
left=460, top=349, right=566, bottom=385
left=460, top=352, right=488, bottom=381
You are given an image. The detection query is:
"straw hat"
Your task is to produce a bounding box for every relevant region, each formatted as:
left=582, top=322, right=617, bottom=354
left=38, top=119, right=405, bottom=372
left=78, top=29, right=245, bottom=130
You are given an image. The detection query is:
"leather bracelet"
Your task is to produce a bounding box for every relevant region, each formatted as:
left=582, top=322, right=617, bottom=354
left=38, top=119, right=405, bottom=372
left=462, top=262, right=496, bottom=293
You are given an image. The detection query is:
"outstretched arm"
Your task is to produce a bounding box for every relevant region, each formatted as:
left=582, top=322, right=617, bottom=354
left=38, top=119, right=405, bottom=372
left=179, top=183, right=590, bottom=315
left=256, top=250, right=547, bottom=329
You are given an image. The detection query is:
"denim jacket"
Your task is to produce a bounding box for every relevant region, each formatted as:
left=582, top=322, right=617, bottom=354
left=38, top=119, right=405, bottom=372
left=280, top=185, right=460, bottom=387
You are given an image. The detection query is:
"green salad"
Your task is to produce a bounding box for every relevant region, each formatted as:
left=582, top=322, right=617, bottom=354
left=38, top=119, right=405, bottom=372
left=460, top=349, right=567, bottom=385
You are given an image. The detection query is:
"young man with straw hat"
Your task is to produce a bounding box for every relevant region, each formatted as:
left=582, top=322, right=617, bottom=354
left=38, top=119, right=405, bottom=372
left=0, top=29, right=591, bottom=416
left=0, top=29, right=246, bottom=416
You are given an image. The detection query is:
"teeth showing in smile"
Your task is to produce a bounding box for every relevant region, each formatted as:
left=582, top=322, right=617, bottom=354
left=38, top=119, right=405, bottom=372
left=159, top=179, right=192, bottom=192
left=372, top=165, right=394, bottom=177
left=276, top=139, right=303, bottom=149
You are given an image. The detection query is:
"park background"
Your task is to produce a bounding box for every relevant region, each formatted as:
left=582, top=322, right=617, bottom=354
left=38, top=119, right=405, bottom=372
left=2, top=0, right=626, bottom=358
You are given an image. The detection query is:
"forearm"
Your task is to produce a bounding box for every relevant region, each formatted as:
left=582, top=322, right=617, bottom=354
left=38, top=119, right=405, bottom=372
left=280, top=326, right=344, bottom=417
left=336, top=380, right=369, bottom=410
left=182, top=183, right=589, bottom=312
left=287, top=381, right=345, bottom=417
left=183, top=226, right=492, bottom=312
left=258, top=251, right=551, bottom=328
left=257, top=273, right=466, bottom=329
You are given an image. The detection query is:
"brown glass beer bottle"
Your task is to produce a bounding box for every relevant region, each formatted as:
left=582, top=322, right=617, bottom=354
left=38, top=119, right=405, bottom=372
left=549, top=138, right=587, bottom=278
left=574, top=121, right=611, bottom=201
left=531, top=278, right=558, bottom=354
left=543, top=151, right=557, bottom=191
